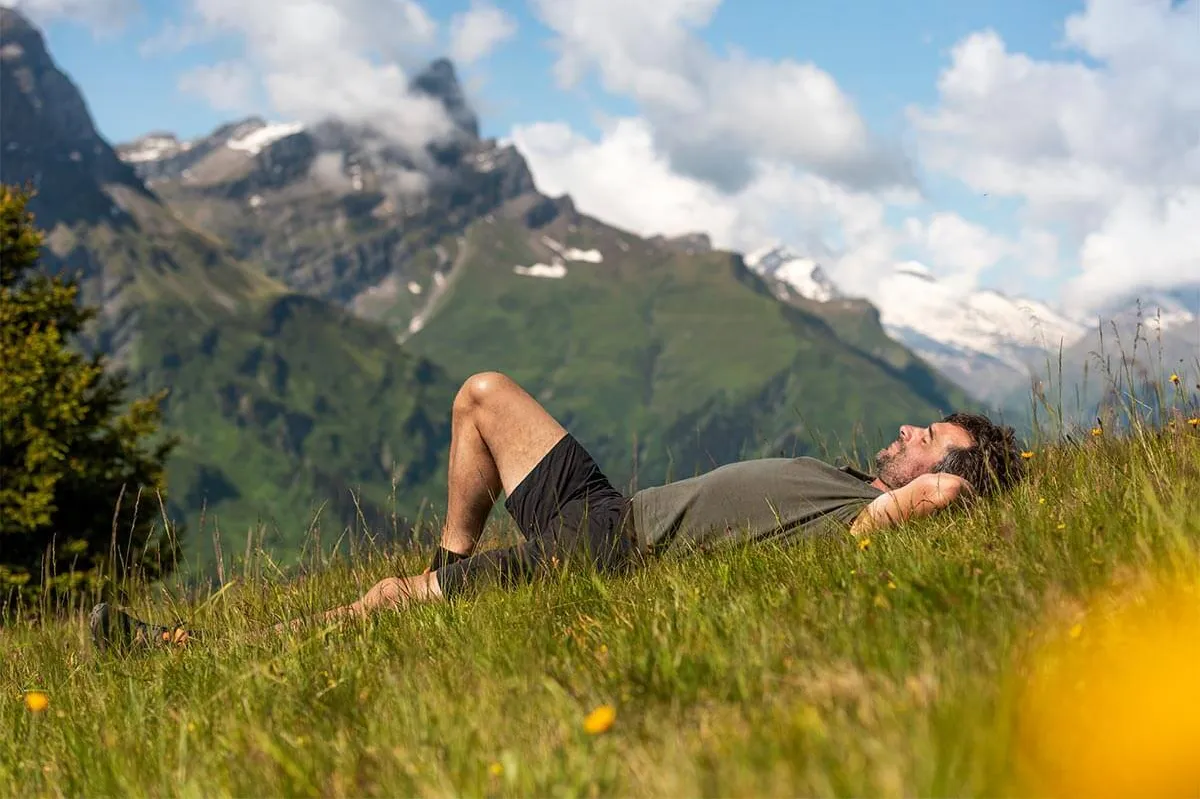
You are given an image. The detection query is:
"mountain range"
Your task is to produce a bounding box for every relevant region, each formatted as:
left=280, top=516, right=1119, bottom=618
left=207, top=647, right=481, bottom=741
left=743, top=244, right=1199, bottom=415
left=12, top=5, right=1186, bottom=574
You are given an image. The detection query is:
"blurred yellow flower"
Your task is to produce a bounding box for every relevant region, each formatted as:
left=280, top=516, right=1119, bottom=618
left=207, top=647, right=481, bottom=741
left=24, top=691, right=49, bottom=713
left=488, top=762, right=504, bottom=777
left=1169, top=373, right=1180, bottom=384
left=1016, top=573, right=1200, bottom=798
left=858, top=537, right=871, bottom=551
left=583, top=704, right=616, bottom=735
left=1020, top=451, right=1035, bottom=459
left=1188, top=418, right=1199, bottom=427
left=1091, top=427, right=1103, bottom=437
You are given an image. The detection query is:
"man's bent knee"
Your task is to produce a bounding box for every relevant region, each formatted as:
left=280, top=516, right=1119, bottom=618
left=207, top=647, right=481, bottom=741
left=453, top=371, right=516, bottom=416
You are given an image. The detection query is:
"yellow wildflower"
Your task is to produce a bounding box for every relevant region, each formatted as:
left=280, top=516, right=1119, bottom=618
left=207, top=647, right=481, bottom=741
left=1016, top=576, right=1200, bottom=797
left=1021, top=451, right=1035, bottom=459
left=24, top=691, right=49, bottom=713
left=1170, top=373, right=1180, bottom=384
left=1091, top=427, right=1103, bottom=437
left=488, top=762, right=504, bottom=777
left=583, top=704, right=616, bottom=735
left=858, top=537, right=871, bottom=551
left=1188, top=418, right=1199, bottom=427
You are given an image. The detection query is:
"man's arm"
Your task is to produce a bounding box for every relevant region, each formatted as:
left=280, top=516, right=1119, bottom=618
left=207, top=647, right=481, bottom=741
left=850, top=472, right=971, bottom=536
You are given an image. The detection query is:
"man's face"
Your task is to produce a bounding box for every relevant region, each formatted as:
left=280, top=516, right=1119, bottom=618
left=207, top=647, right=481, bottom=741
left=874, top=421, right=973, bottom=489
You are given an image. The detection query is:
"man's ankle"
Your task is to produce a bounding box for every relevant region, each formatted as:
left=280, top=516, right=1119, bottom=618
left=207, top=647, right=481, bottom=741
left=428, top=545, right=471, bottom=572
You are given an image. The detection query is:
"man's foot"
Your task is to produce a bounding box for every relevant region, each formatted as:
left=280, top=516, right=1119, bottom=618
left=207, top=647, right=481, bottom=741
left=89, top=602, right=195, bottom=652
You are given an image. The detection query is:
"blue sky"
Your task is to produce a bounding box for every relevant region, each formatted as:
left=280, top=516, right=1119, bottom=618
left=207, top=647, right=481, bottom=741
left=20, top=0, right=1200, bottom=312
left=47, top=0, right=1082, bottom=146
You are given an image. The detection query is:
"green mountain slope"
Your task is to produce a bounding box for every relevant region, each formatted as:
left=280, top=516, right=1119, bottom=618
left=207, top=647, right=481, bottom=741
left=405, top=196, right=974, bottom=488
left=131, top=294, right=456, bottom=566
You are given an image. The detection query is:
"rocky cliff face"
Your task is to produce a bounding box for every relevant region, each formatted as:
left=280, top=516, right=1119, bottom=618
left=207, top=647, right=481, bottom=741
left=0, top=7, right=152, bottom=229
left=118, top=59, right=538, bottom=329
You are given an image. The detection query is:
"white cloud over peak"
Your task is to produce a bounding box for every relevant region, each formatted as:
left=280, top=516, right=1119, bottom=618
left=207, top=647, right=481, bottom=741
left=177, top=59, right=256, bottom=113
left=911, top=0, right=1200, bottom=310
left=511, top=116, right=985, bottom=305
left=449, top=0, right=517, bottom=65
left=529, top=0, right=911, bottom=193
left=167, top=0, right=458, bottom=155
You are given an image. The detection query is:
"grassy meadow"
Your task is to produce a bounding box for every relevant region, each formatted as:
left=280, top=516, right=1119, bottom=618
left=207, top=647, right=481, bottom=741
left=4, top=387, right=1200, bottom=797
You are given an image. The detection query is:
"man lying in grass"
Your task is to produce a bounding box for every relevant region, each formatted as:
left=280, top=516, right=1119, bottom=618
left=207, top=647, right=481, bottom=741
left=90, top=371, right=1026, bottom=650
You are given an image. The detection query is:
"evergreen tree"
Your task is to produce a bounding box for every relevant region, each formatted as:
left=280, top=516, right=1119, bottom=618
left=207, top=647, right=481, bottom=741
left=1, top=184, right=178, bottom=604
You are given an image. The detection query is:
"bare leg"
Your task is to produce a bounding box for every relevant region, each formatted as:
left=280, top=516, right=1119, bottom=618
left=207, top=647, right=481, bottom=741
left=436, top=371, right=569, bottom=556
left=280, top=371, right=570, bottom=630
left=272, top=571, right=443, bottom=633
left=94, top=372, right=575, bottom=647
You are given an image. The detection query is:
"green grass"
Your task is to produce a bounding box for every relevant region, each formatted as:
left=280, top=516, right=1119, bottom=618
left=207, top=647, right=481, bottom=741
left=4, top=413, right=1199, bottom=796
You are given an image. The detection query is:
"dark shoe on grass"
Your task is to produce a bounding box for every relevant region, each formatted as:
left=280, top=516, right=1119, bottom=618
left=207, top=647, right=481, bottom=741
left=89, top=602, right=195, bottom=652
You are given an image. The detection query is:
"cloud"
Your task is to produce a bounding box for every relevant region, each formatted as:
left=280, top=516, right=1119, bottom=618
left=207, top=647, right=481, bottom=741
left=528, top=0, right=911, bottom=193
left=512, top=116, right=946, bottom=303
left=1074, top=187, right=1200, bottom=308
left=911, top=0, right=1200, bottom=309
left=3, top=0, right=138, bottom=30
left=519, top=0, right=1199, bottom=313
left=178, top=60, right=257, bottom=113
left=158, top=0, right=458, bottom=156
left=904, top=212, right=1011, bottom=292
left=511, top=119, right=740, bottom=245
left=449, top=0, right=516, bottom=65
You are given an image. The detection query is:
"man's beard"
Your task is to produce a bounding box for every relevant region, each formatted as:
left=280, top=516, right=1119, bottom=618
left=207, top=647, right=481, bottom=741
left=874, top=438, right=916, bottom=489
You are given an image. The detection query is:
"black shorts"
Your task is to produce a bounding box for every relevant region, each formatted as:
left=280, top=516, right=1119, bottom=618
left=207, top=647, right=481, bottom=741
left=434, top=434, right=641, bottom=599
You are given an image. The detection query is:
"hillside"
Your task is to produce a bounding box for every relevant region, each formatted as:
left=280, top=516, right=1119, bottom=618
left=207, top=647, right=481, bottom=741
left=5, top=412, right=1199, bottom=796
left=402, top=195, right=974, bottom=488
left=0, top=7, right=462, bottom=566
left=131, top=294, right=458, bottom=565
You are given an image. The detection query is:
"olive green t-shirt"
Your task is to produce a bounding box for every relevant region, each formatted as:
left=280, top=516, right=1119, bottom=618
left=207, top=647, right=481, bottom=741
left=629, top=457, right=883, bottom=553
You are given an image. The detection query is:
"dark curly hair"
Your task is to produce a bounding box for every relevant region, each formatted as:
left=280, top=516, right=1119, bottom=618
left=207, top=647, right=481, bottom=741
left=933, top=412, right=1026, bottom=497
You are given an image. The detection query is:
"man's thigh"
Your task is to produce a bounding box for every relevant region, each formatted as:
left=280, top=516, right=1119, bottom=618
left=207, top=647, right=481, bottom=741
left=503, top=433, right=627, bottom=541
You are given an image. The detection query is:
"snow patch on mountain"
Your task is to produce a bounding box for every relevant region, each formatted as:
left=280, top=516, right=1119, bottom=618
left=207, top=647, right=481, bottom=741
left=118, top=134, right=190, bottom=163
left=226, top=121, right=305, bottom=155
left=743, top=243, right=839, bottom=302
left=542, top=236, right=603, bottom=263
left=741, top=242, right=1100, bottom=401
left=872, top=261, right=1090, bottom=399
left=514, top=263, right=567, bottom=279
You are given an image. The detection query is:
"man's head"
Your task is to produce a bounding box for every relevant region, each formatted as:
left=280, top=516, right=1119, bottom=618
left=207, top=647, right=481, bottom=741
left=873, top=412, right=1025, bottom=496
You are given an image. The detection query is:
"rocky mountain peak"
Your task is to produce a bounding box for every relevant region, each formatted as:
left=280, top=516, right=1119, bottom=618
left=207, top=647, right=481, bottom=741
left=411, top=57, right=478, bottom=140
left=743, top=243, right=841, bottom=303
left=0, top=6, right=150, bottom=227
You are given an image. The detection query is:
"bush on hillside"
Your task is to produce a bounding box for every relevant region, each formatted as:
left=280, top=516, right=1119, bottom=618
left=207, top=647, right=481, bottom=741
left=0, top=184, right=178, bottom=609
